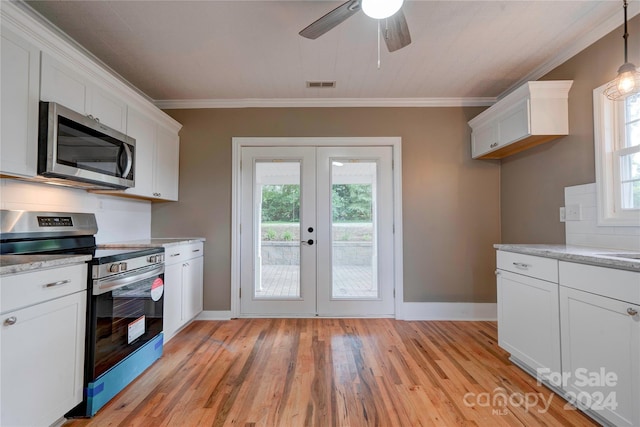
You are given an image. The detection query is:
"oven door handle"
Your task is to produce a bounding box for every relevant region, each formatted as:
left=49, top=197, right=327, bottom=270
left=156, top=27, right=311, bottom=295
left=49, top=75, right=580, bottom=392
left=93, top=265, right=164, bottom=296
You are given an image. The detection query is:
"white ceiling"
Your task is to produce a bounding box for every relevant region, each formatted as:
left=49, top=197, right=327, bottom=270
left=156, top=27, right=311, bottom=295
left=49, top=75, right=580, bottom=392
left=24, top=0, right=638, bottom=107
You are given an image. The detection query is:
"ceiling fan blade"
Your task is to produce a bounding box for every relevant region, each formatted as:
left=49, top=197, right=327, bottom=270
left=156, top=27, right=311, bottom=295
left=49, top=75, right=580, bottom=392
left=383, top=9, right=411, bottom=52
left=299, top=0, right=361, bottom=40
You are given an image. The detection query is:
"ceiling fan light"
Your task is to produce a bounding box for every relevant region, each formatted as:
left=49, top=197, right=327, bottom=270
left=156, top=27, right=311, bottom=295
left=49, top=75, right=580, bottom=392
left=362, top=0, right=403, bottom=20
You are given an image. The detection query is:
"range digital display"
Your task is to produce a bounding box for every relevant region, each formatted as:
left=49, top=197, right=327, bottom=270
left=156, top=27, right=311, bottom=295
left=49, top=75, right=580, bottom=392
left=37, top=216, right=74, bottom=227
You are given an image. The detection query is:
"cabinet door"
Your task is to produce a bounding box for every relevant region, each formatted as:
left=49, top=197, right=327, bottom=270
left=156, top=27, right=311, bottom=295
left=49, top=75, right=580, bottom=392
left=1, top=291, right=86, bottom=427
left=86, top=85, right=127, bottom=132
left=163, top=261, right=183, bottom=341
left=126, top=109, right=156, bottom=197
left=560, top=287, right=640, bottom=427
left=497, top=270, right=561, bottom=381
left=498, top=99, right=530, bottom=144
left=471, top=122, right=498, bottom=158
left=40, top=53, right=88, bottom=115
left=1, top=29, right=39, bottom=178
left=182, top=256, right=204, bottom=322
left=154, top=126, right=180, bottom=201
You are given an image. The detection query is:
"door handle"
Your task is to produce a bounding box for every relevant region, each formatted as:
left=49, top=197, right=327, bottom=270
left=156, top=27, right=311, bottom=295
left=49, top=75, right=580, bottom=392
left=301, top=239, right=314, bottom=246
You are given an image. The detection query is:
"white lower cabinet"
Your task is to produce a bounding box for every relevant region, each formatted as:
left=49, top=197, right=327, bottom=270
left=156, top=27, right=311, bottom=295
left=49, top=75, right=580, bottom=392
left=497, top=270, right=561, bottom=379
left=0, top=263, right=87, bottom=427
left=496, top=251, right=561, bottom=382
left=559, top=263, right=640, bottom=427
left=163, top=242, right=204, bottom=341
left=497, top=250, right=640, bottom=426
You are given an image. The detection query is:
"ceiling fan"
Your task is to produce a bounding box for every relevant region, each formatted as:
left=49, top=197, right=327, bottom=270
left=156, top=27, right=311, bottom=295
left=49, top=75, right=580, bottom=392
left=299, top=0, right=412, bottom=52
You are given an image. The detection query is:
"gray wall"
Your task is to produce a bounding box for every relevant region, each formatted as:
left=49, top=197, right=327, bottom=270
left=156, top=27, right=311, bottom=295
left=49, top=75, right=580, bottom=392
left=151, top=107, right=500, bottom=311
left=501, top=15, right=640, bottom=243
left=153, top=16, right=639, bottom=312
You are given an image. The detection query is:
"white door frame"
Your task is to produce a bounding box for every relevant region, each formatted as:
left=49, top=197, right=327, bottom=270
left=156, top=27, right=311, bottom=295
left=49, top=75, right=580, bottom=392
left=231, top=137, right=404, bottom=318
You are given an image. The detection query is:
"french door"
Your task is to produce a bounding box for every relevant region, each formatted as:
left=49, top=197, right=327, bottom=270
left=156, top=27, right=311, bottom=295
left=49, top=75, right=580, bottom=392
left=240, top=145, right=394, bottom=317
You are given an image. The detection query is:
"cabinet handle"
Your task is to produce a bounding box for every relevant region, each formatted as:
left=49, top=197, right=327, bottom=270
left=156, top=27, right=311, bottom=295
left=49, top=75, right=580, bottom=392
left=4, top=317, right=17, bottom=326
left=628, top=308, right=638, bottom=316
left=170, top=253, right=181, bottom=257
left=192, top=249, right=200, bottom=253
left=512, top=262, right=530, bottom=270
left=490, top=142, right=498, bottom=148
left=44, top=279, right=71, bottom=288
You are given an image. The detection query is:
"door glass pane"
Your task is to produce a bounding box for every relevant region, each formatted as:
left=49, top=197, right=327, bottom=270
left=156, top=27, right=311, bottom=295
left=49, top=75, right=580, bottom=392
left=255, top=162, right=301, bottom=298
left=331, top=160, right=378, bottom=299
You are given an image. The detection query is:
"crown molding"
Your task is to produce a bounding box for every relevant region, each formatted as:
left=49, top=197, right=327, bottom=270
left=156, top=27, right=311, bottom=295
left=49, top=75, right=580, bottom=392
left=499, top=1, right=640, bottom=100
left=154, top=97, right=496, bottom=109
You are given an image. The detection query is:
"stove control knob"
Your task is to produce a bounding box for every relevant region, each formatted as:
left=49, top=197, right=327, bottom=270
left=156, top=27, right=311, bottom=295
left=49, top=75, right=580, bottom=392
left=109, top=264, right=121, bottom=273
left=119, top=262, right=127, bottom=272
left=148, top=255, right=156, bottom=263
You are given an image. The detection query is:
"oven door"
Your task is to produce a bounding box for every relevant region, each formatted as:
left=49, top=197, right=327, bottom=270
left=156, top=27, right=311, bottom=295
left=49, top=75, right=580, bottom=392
left=88, top=264, right=164, bottom=380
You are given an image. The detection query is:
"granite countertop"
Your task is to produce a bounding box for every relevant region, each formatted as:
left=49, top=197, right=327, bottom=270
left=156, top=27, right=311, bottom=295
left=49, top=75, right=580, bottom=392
left=0, top=254, right=92, bottom=276
left=99, top=237, right=205, bottom=249
left=494, top=244, right=640, bottom=272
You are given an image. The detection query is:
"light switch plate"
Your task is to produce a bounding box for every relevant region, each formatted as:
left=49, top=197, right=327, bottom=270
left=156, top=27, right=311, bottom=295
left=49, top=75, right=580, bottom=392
left=560, top=207, right=566, bottom=222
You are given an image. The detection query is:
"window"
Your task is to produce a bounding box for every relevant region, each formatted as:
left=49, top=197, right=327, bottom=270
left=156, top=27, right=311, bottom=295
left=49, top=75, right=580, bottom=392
left=594, top=85, right=640, bottom=226
left=616, top=94, right=640, bottom=209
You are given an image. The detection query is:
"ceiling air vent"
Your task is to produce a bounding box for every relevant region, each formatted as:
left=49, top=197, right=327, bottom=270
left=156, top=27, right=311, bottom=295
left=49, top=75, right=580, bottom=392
left=306, top=81, right=336, bottom=88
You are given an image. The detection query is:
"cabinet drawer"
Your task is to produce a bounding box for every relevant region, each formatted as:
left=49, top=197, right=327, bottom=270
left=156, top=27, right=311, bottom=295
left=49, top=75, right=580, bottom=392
left=559, top=261, right=640, bottom=305
left=1, top=263, right=87, bottom=314
left=497, top=251, right=558, bottom=282
left=165, top=241, right=204, bottom=265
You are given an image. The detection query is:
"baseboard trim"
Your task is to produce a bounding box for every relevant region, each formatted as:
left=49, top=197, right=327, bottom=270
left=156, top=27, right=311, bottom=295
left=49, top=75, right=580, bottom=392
left=196, top=310, right=233, bottom=320
left=401, top=302, right=497, bottom=321
left=194, top=306, right=496, bottom=321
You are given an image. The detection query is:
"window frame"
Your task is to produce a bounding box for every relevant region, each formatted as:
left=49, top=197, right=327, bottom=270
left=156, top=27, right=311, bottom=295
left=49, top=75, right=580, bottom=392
left=593, top=83, right=640, bottom=226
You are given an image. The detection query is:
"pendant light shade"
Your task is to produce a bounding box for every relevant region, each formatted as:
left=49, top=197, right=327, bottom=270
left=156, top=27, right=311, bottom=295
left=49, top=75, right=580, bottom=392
left=604, top=0, right=640, bottom=100
left=362, top=0, right=404, bottom=20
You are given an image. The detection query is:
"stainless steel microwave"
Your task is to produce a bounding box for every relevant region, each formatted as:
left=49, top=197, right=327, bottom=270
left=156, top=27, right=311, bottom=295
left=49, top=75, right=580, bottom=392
left=38, top=102, right=135, bottom=189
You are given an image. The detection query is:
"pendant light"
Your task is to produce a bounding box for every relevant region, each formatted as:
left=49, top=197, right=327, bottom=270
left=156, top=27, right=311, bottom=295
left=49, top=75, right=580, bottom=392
left=604, top=0, right=640, bottom=100
left=362, top=0, right=404, bottom=20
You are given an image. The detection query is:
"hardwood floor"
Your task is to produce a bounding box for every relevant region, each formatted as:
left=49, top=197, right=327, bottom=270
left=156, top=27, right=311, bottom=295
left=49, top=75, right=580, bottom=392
left=64, top=319, right=597, bottom=427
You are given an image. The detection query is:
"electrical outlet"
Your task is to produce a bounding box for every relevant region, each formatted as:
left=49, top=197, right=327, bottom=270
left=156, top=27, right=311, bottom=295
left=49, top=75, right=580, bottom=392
left=565, top=204, right=582, bottom=221
left=559, top=207, right=566, bottom=222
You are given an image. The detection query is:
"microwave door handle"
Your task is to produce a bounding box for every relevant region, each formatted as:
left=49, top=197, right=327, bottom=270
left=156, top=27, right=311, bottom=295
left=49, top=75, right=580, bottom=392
left=118, top=142, right=133, bottom=178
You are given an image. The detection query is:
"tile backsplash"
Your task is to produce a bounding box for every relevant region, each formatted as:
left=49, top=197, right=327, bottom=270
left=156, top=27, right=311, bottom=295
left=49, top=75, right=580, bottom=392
left=565, top=183, right=640, bottom=251
left=0, top=179, right=151, bottom=244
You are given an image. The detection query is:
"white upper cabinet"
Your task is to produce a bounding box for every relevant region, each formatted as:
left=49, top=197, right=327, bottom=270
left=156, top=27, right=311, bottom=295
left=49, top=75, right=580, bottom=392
left=1, top=1, right=183, bottom=202
left=40, top=53, right=127, bottom=133
left=1, top=28, right=40, bottom=178
left=469, top=81, right=573, bottom=159
left=154, top=125, right=180, bottom=201
left=125, top=109, right=156, bottom=198
left=114, top=109, right=180, bottom=201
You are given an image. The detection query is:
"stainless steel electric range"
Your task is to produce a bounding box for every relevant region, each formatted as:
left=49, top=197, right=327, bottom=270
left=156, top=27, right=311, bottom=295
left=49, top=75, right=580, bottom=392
left=0, top=210, right=165, bottom=417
